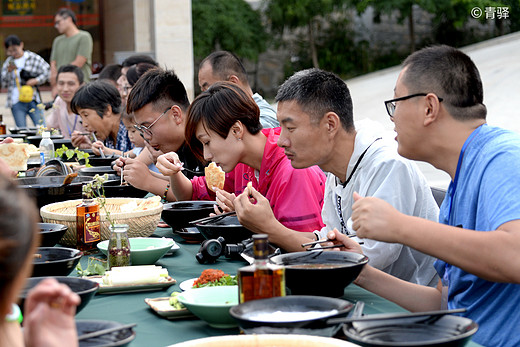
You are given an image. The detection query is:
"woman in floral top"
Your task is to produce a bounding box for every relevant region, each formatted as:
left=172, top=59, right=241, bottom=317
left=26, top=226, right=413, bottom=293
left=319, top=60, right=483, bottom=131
left=70, top=80, right=133, bottom=155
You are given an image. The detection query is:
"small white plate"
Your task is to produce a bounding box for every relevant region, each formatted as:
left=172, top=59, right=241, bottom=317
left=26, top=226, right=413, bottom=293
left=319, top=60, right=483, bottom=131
left=165, top=241, right=180, bottom=255
left=179, top=278, right=196, bottom=291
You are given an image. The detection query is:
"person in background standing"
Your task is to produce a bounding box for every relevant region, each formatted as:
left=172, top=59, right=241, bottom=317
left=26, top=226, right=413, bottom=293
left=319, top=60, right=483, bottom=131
left=1, top=35, right=49, bottom=128
left=198, top=51, right=279, bottom=129
left=46, top=65, right=87, bottom=140
left=50, top=8, right=93, bottom=98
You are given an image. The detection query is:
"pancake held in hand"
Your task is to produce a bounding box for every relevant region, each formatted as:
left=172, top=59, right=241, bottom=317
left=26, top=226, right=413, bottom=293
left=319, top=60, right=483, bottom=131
left=0, top=143, right=31, bottom=171
left=205, top=162, right=225, bottom=192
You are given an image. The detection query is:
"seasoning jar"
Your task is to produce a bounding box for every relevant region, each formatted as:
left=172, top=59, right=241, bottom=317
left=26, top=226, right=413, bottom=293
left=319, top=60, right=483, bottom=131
left=107, top=224, right=131, bottom=269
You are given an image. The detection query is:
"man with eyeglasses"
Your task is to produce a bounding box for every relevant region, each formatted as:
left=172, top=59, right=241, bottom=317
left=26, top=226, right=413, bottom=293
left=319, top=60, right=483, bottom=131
left=234, top=68, right=439, bottom=286
left=113, top=68, right=204, bottom=202
left=328, top=45, right=520, bottom=347
left=50, top=7, right=93, bottom=98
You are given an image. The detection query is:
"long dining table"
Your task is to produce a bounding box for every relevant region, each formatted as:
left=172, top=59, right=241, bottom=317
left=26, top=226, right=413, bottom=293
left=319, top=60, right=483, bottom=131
left=74, top=225, right=483, bottom=347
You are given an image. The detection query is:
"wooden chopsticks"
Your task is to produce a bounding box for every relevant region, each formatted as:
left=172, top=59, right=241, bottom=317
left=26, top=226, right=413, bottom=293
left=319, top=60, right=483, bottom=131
left=301, top=234, right=363, bottom=250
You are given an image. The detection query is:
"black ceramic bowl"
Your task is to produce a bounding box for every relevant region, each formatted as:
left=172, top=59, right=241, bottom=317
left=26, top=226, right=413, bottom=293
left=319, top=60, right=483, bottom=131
left=38, top=222, right=68, bottom=247
left=230, top=295, right=354, bottom=336
left=0, top=133, right=27, bottom=140
left=269, top=251, right=368, bottom=298
left=26, top=134, right=64, bottom=146
left=32, top=247, right=83, bottom=277
left=78, top=166, right=117, bottom=177
left=81, top=154, right=119, bottom=167
left=52, top=138, right=74, bottom=149
left=343, top=314, right=478, bottom=346
left=19, top=276, right=99, bottom=314
left=19, top=129, right=38, bottom=136
left=161, top=201, right=217, bottom=231
left=18, top=175, right=147, bottom=209
left=194, top=215, right=253, bottom=243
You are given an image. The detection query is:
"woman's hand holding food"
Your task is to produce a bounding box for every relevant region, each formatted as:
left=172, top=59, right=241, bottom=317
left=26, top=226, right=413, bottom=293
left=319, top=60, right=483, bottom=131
left=156, top=152, right=183, bottom=176
left=23, top=278, right=80, bottom=347
left=70, top=131, right=91, bottom=148
left=234, top=185, right=276, bottom=234
left=214, top=189, right=236, bottom=213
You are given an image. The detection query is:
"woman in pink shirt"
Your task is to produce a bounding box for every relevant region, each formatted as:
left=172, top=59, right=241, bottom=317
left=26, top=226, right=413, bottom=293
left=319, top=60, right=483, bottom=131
left=157, top=82, right=325, bottom=233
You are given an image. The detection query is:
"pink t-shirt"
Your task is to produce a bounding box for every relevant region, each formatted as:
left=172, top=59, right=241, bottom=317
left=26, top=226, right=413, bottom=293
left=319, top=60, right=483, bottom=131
left=191, top=128, right=326, bottom=232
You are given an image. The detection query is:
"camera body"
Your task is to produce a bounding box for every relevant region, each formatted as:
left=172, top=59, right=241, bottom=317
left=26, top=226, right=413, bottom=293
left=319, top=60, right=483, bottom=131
left=196, top=237, right=253, bottom=264
left=196, top=237, right=280, bottom=264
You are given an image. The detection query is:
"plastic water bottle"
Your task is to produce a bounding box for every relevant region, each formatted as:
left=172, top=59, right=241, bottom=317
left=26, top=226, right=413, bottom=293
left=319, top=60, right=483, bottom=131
left=39, top=131, right=54, bottom=165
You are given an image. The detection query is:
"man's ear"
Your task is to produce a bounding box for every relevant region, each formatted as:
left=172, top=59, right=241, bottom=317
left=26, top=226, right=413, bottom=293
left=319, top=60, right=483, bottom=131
left=324, top=111, right=341, bottom=135
left=424, top=93, right=441, bottom=126
left=228, top=75, right=240, bottom=84
left=171, top=105, right=183, bottom=124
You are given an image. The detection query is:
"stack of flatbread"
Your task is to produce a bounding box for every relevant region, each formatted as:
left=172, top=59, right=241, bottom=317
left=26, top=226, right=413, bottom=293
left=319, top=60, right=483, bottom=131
left=0, top=143, right=32, bottom=171
left=205, top=162, right=225, bottom=192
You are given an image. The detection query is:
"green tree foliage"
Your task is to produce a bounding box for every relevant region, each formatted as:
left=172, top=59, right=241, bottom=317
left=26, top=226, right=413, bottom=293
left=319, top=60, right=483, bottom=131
left=192, top=0, right=267, bottom=61
left=264, top=0, right=350, bottom=68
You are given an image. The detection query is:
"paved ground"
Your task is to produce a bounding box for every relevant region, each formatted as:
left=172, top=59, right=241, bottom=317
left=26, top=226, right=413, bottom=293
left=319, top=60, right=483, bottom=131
left=2, top=31, right=519, bottom=189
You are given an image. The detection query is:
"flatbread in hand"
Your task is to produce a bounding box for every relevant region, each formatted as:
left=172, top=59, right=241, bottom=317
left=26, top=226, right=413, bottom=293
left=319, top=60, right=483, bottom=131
left=205, top=162, right=225, bottom=192
left=0, top=143, right=31, bottom=171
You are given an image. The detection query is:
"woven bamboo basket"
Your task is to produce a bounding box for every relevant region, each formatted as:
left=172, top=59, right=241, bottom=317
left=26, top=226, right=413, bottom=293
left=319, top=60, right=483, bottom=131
left=40, top=198, right=163, bottom=247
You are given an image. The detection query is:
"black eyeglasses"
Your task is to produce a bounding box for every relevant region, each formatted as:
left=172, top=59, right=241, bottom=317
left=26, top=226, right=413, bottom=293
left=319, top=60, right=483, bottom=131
left=133, top=106, right=172, bottom=138
left=384, top=93, right=443, bottom=118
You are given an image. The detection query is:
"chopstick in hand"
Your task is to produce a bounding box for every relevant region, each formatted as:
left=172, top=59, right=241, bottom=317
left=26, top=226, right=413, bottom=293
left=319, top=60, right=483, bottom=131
left=91, top=133, right=106, bottom=158
left=120, top=153, right=127, bottom=186
left=301, top=233, right=358, bottom=248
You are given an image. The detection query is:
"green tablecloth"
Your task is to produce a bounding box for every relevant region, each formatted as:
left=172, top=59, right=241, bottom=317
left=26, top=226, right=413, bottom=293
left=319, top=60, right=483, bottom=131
left=75, top=226, right=482, bottom=347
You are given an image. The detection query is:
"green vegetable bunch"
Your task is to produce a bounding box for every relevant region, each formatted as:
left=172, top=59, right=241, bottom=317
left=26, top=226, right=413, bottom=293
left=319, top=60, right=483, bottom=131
left=194, top=275, right=238, bottom=288
left=55, top=144, right=91, bottom=167
left=76, top=257, right=108, bottom=276
left=169, top=292, right=185, bottom=309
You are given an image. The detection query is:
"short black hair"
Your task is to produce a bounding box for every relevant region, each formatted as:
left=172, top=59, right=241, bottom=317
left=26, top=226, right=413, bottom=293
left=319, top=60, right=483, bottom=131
left=200, top=51, right=248, bottom=85
left=55, top=7, right=77, bottom=25
left=276, top=68, right=354, bottom=131
left=121, top=54, right=158, bottom=68
left=57, top=64, right=84, bottom=84
left=402, top=45, right=487, bottom=121
left=185, top=82, right=261, bottom=161
left=98, top=63, right=122, bottom=83
left=4, top=35, right=21, bottom=49
left=126, top=63, right=158, bottom=87
left=71, top=80, right=122, bottom=117
left=126, top=68, right=189, bottom=114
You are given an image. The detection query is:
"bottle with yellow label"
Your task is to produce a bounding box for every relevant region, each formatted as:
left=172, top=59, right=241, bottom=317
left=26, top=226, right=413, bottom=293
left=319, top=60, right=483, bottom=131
left=76, top=192, right=101, bottom=252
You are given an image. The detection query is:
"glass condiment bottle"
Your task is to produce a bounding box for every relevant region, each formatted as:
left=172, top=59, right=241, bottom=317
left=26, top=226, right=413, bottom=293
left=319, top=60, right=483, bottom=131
left=107, top=224, right=131, bottom=269
left=76, top=192, right=101, bottom=253
left=0, top=114, right=6, bottom=135
left=237, top=234, right=285, bottom=303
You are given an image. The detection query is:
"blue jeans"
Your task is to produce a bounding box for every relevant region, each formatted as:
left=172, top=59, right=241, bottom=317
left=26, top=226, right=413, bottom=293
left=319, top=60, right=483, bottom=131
left=11, top=100, right=45, bottom=127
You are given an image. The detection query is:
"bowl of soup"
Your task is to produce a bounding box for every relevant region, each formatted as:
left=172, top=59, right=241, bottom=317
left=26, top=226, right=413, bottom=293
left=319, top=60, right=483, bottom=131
left=269, top=251, right=368, bottom=298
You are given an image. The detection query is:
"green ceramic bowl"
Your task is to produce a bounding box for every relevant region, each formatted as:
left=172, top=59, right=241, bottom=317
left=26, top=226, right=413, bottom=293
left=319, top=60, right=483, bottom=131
left=177, top=285, right=239, bottom=328
left=97, top=237, right=175, bottom=265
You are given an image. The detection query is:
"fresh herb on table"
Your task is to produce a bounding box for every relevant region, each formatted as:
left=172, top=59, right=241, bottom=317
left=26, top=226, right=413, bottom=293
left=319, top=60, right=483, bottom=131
left=76, top=257, right=108, bottom=276
left=55, top=144, right=91, bottom=167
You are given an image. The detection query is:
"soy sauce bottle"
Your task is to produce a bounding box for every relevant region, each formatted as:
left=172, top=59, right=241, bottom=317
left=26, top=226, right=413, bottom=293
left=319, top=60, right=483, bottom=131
left=237, top=234, right=285, bottom=303
left=76, top=192, right=101, bottom=252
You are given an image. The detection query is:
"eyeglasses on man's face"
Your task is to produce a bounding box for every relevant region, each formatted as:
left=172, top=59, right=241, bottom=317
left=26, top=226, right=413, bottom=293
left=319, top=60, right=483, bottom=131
left=133, top=106, right=172, bottom=138
left=384, top=93, right=443, bottom=118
